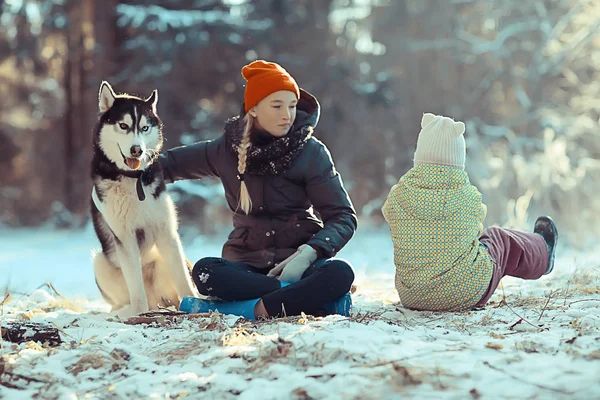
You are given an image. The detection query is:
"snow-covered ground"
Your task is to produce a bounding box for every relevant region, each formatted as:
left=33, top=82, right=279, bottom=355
left=1, top=223, right=599, bottom=399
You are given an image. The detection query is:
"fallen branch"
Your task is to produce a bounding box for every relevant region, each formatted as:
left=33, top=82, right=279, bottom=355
left=4, top=370, right=50, bottom=384
left=538, top=289, right=559, bottom=321
left=0, top=381, right=20, bottom=389
left=424, top=316, right=446, bottom=324
left=568, top=299, right=600, bottom=307
left=353, top=349, right=462, bottom=369
left=1, top=322, right=62, bottom=346
left=483, top=361, right=573, bottom=395
left=354, top=311, right=382, bottom=324
left=0, top=370, right=52, bottom=390
left=124, top=311, right=212, bottom=325
left=499, top=284, right=544, bottom=331
left=305, top=373, right=337, bottom=379
left=0, top=293, right=10, bottom=307
left=503, top=302, right=543, bottom=330
left=0, top=293, right=10, bottom=317
left=35, top=282, right=64, bottom=298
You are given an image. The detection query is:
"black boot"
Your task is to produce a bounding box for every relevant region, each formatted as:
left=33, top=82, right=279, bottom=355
left=533, top=216, right=558, bottom=275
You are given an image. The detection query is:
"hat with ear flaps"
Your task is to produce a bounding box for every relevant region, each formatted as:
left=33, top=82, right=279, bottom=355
left=413, top=113, right=466, bottom=170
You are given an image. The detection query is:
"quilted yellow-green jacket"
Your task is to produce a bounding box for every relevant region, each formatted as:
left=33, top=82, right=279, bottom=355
left=382, top=165, right=494, bottom=311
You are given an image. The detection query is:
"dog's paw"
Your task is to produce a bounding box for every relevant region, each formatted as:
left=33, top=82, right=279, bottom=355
left=114, top=304, right=147, bottom=320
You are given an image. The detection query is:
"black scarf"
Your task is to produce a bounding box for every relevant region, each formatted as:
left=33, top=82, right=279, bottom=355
left=223, top=112, right=313, bottom=176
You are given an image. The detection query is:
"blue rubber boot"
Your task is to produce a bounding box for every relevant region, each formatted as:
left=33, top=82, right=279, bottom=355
left=179, top=281, right=291, bottom=319
left=180, top=282, right=352, bottom=319
left=278, top=281, right=352, bottom=317
left=323, top=292, right=352, bottom=317
left=281, top=281, right=352, bottom=317
left=179, top=297, right=260, bottom=320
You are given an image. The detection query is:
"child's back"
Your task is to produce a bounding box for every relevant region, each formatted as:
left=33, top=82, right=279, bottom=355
left=383, top=164, right=493, bottom=311
left=382, top=114, right=493, bottom=311
left=383, top=113, right=557, bottom=312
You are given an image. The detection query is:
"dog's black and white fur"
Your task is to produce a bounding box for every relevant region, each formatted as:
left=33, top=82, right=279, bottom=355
left=91, top=81, right=198, bottom=318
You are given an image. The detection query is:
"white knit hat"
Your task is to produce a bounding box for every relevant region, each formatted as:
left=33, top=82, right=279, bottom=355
left=413, top=113, right=466, bottom=170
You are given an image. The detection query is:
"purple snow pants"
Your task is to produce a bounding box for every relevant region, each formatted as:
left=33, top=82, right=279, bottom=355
left=476, top=226, right=549, bottom=307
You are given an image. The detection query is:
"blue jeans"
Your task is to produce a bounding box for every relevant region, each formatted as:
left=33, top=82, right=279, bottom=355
left=192, top=257, right=354, bottom=317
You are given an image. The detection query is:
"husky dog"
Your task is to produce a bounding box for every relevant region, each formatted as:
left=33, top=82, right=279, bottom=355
left=91, top=81, right=198, bottom=318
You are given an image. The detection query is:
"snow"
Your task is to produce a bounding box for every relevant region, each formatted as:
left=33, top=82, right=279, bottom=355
left=1, top=223, right=599, bottom=399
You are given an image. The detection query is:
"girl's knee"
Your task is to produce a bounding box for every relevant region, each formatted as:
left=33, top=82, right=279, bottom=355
left=337, top=261, right=355, bottom=291
left=192, top=257, right=225, bottom=292
left=192, top=257, right=224, bottom=274
left=322, top=259, right=355, bottom=292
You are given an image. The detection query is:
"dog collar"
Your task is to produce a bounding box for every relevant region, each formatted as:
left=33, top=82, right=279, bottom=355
left=120, top=168, right=148, bottom=201
left=91, top=173, right=145, bottom=222
left=134, top=176, right=146, bottom=201
left=92, top=173, right=147, bottom=216
left=120, top=169, right=143, bottom=179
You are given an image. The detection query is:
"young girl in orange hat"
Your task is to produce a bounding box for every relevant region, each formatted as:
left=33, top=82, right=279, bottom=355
left=160, top=60, right=356, bottom=319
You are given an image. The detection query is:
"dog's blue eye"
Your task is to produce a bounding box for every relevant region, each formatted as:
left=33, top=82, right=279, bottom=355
left=119, top=123, right=129, bottom=130
left=141, top=126, right=149, bottom=132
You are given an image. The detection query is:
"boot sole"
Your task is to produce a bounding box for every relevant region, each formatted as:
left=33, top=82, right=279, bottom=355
left=538, top=217, right=558, bottom=275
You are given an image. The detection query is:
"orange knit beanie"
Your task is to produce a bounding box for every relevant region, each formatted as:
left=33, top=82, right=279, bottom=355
left=241, top=60, right=300, bottom=113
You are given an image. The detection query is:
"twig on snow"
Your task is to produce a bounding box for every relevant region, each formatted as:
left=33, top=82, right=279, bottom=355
left=483, top=361, right=573, bottom=395
left=538, top=289, right=559, bottom=321
left=568, top=299, right=600, bottom=307
left=499, top=283, right=544, bottom=331
left=354, top=349, right=462, bottom=369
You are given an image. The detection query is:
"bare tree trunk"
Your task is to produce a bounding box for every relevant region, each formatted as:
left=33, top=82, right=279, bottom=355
left=64, top=1, right=86, bottom=224
left=63, top=0, right=116, bottom=226
left=91, top=0, right=117, bottom=82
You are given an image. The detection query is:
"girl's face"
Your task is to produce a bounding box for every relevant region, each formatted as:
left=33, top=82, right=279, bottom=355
left=251, top=90, right=298, bottom=137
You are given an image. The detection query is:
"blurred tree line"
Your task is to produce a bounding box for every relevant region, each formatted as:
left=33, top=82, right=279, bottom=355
left=1, top=0, right=599, bottom=245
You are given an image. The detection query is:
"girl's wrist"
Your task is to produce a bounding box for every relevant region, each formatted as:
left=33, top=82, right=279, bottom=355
left=307, top=244, right=323, bottom=259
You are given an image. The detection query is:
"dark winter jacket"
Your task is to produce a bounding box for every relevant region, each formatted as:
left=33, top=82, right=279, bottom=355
left=159, top=90, right=357, bottom=269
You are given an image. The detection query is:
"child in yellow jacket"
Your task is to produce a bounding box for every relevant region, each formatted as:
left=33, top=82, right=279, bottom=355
left=382, top=113, right=558, bottom=311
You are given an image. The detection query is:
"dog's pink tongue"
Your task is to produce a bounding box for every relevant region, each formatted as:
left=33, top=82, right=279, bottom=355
left=126, top=158, right=141, bottom=170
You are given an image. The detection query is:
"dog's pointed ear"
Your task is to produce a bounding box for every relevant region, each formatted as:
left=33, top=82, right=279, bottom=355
left=145, top=89, right=158, bottom=111
left=99, top=81, right=116, bottom=113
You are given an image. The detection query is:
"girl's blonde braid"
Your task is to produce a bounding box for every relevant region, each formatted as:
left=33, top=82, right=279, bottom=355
left=236, top=114, right=253, bottom=214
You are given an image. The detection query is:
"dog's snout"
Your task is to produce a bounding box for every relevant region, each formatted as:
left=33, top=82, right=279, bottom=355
left=130, top=145, right=142, bottom=157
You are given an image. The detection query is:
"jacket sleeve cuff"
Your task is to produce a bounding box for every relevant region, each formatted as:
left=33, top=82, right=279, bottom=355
left=307, top=244, right=325, bottom=260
